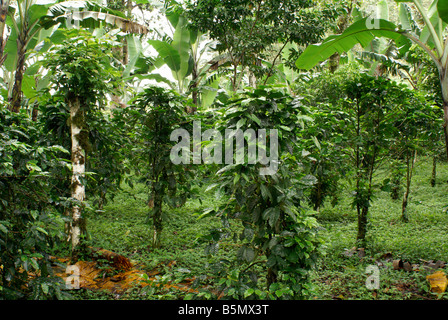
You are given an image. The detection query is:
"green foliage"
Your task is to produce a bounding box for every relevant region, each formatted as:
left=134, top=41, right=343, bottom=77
left=0, top=107, right=70, bottom=299
left=301, top=103, right=349, bottom=211
left=124, top=87, right=197, bottom=248
left=342, top=74, right=410, bottom=241
left=197, top=85, right=324, bottom=299
left=43, top=29, right=120, bottom=105
left=185, top=0, right=339, bottom=89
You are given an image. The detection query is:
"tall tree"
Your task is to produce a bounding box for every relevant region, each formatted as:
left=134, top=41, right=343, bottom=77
left=44, top=30, right=120, bottom=257
left=186, top=0, right=338, bottom=91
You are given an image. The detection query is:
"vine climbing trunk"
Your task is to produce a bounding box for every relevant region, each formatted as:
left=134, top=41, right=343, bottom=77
left=69, top=96, right=87, bottom=258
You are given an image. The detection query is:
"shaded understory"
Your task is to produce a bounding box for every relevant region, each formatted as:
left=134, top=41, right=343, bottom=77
left=65, top=157, right=448, bottom=300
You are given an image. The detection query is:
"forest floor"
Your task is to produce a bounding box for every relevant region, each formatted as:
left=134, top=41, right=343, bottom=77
left=62, top=156, right=448, bottom=300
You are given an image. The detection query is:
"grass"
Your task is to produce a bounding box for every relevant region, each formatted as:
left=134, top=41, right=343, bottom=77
left=74, top=156, right=448, bottom=300
left=311, top=156, right=448, bottom=300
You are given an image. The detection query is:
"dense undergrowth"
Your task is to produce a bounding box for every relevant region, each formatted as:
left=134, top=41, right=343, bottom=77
left=65, top=156, right=448, bottom=300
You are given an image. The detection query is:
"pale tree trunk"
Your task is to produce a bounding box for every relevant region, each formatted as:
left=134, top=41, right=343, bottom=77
left=69, top=97, right=87, bottom=258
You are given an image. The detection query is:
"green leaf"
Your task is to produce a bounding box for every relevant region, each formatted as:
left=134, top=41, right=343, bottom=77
left=260, top=184, right=271, bottom=201
left=438, top=0, right=448, bottom=23
left=26, top=161, right=42, bottom=173
left=148, top=39, right=181, bottom=72
left=171, top=15, right=192, bottom=81
left=246, top=113, right=261, bottom=126
left=22, top=75, right=37, bottom=100
left=244, top=288, right=255, bottom=298
left=123, top=34, right=143, bottom=78
left=236, top=118, right=247, bottom=130
left=41, top=283, right=49, bottom=295
left=36, top=227, right=48, bottom=235
left=296, top=18, right=410, bottom=70
left=420, top=0, right=445, bottom=45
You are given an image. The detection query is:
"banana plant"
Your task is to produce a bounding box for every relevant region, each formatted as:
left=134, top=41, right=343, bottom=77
left=296, top=0, right=448, bottom=159
left=2, top=0, right=148, bottom=113
left=145, top=1, right=219, bottom=108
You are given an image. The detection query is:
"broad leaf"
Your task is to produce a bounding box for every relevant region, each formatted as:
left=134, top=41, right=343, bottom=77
left=123, top=34, right=143, bottom=78
left=296, top=18, right=411, bottom=70
left=420, top=0, right=445, bottom=46
left=147, top=39, right=181, bottom=72
left=171, top=15, right=192, bottom=81
left=438, top=0, right=448, bottom=24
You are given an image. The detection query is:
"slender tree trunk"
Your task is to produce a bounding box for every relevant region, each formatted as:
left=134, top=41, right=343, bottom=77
left=312, top=178, right=323, bottom=212
left=402, top=150, right=417, bottom=222
left=266, top=267, right=277, bottom=288
left=391, top=174, right=401, bottom=200
left=329, top=52, right=341, bottom=73
left=356, top=206, right=368, bottom=242
left=431, top=156, right=437, bottom=187
left=152, top=188, right=163, bottom=248
left=69, top=96, right=87, bottom=258
left=190, top=65, right=199, bottom=109
left=443, top=100, right=448, bottom=161
left=328, top=1, right=354, bottom=73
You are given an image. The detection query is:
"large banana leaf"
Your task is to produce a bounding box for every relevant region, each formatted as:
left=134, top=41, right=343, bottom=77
left=418, top=0, right=445, bottom=48
left=147, top=39, right=181, bottom=73
left=147, top=14, right=193, bottom=93
left=296, top=18, right=411, bottom=70
left=171, top=15, right=192, bottom=81
left=123, top=34, right=143, bottom=78
left=40, top=1, right=148, bottom=34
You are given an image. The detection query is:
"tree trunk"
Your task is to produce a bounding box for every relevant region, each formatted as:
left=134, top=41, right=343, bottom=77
left=402, top=150, right=417, bottom=222
left=312, top=179, right=323, bottom=212
left=443, top=100, right=448, bottom=161
left=391, top=174, right=401, bottom=200
left=329, top=52, right=341, bottom=73
left=9, top=34, right=26, bottom=113
left=266, top=267, right=277, bottom=288
left=356, top=206, right=368, bottom=243
left=69, top=96, right=87, bottom=257
left=431, top=156, right=437, bottom=187
left=152, top=189, right=163, bottom=248
left=190, top=64, right=199, bottom=109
